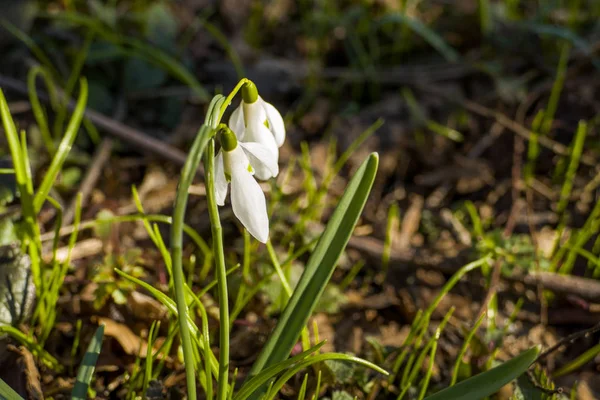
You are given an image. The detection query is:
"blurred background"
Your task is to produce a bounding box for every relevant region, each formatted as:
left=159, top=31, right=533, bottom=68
left=1, top=0, right=600, bottom=398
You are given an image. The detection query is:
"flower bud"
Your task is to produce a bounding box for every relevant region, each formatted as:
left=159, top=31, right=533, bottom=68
left=220, top=127, right=238, bottom=152
left=242, top=81, right=258, bottom=104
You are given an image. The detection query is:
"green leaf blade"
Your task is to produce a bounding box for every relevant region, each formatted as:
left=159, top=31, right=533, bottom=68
left=71, top=324, right=105, bottom=400
left=33, top=78, right=88, bottom=213
left=0, top=378, right=24, bottom=400
left=246, top=153, right=379, bottom=386
left=424, top=347, right=540, bottom=400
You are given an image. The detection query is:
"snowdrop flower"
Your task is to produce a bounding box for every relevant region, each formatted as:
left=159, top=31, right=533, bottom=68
left=215, top=127, right=278, bottom=243
left=229, top=82, right=285, bottom=180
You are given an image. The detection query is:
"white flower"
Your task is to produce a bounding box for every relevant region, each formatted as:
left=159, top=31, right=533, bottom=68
left=214, top=129, right=278, bottom=243
left=228, top=84, right=285, bottom=180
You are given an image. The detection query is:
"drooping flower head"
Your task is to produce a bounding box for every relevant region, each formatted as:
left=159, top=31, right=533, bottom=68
left=214, top=127, right=278, bottom=243
left=229, top=82, right=286, bottom=180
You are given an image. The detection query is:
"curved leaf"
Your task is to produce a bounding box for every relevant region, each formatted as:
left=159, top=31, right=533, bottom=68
left=424, top=347, right=539, bottom=400
left=234, top=342, right=326, bottom=400
left=264, top=353, right=388, bottom=400
left=246, top=153, right=379, bottom=392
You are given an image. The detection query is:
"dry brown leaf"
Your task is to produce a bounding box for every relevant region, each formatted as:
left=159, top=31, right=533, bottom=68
left=377, top=323, right=411, bottom=348
left=127, top=291, right=168, bottom=322
left=0, top=345, right=43, bottom=400
left=97, top=317, right=148, bottom=356
left=42, top=238, right=103, bottom=263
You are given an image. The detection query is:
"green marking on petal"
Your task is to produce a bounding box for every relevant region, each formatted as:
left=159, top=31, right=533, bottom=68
left=264, top=119, right=270, bottom=128
left=225, top=172, right=231, bottom=182
left=247, top=164, right=254, bottom=173
left=242, top=81, right=259, bottom=104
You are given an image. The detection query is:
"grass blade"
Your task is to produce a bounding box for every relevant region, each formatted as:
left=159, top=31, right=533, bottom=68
left=450, top=312, right=486, bottom=386
left=424, top=347, right=539, bottom=400
left=553, top=341, right=600, bottom=377
left=0, top=378, right=23, bottom=400
left=556, top=120, right=587, bottom=217
left=71, top=324, right=105, bottom=400
left=33, top=78, right=88, bottom=213
left=378, top=14, right=459, bottom=62
left=142, top=320, right=160, bottom=398
left=113, top=268, right=220, bottom=379
left=246, top=153, right=379, bottom=386
left=0, top=19, right=61, bottom=79
left=0, top=326, right=60, bottom=370
left=27, top=66, right=59, bottom=155
left=235, top=342, right=326, bottom=400
left=263, top=353, right=387, bottom=400
left=40, top=11, right=209, bottom=101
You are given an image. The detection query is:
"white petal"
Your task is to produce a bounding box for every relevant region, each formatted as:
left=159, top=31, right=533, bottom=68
left=230, top=163, right=269, bottom=243
left=224, top=146, right=251, bottom=174
left=229, top=104, right=245, bottom=140
left=214, top=150, right=228, bottom=206
left=244, top=121, right=278, bottom=148
left=262, top=99, right=286, bottom=147
left=240, top=142, right=279, bottom=179
left=242, top=120, right=279, bottom=180
left=243, top=100, right=267, bottom=130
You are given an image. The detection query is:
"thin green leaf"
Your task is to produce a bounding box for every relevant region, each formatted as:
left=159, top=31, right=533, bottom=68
left=27, top=66, right=59, bottom=155
left=71, top=324, right=104, bottom=400
left=553, top=341, right=600, bottom=377
left=143, top=321, right=160, bottom=398
left=424, top=347, right=540, bottom=400
left=479, top=0, right=492, bottom=35
left=519, top=22, right=595, bottom=60
left=113, top=268, right=220, bottom=379
left=0, top=326, right=60, bottom=370
left=34, top=78, right=88, bottom=213
left=0, top=19, right=61, bottom=78
left=0, top=378, right=23, bottom=400
left=378, top=14, right=459, bottom=62
left=450, top=312, right=486, bottom=386
left=311, top=370, right=322, bottom=400
left=200, top=20, right=245, bottom=79
left=235, top=342, right=326, bottom=400
left=0, top=90, right=42, bottom=282
left=263, top=353, right=387, bottom=400
left=540, top=44, right=570, bottom=136
left=297, top=373, right=309, bottom=400
left=40, top=11, right=209, bottom=100
left=556, top=121, right=587, bottom=217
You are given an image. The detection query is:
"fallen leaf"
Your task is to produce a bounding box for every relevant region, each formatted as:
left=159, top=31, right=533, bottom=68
left=97, top=317, right=147, bottom=356
left=127, top=291, right=168, bottom=321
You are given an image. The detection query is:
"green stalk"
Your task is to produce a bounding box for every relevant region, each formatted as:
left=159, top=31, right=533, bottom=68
left=219, top=78, right=250, bottom=119
left=204, top=139, right=231, bottom=400
left=170, top=122, right=214, bottom=400
left=27, top=66, right=58, bottom=156
left=556, top=120, right=587, bottom=216
left=266, top=240, right=292, bottom=296
left=0, top=89, right=42, bottom=292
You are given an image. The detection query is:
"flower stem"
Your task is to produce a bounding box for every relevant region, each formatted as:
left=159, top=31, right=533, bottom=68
left=170, top=123, right=213, bottom=400
left=219, top=78, right=251, bottom=119
left=204, top=139, right=231, bottom=400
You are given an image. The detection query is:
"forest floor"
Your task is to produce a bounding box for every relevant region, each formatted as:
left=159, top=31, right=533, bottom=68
left=1, top=1, right=600, bottom=399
